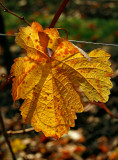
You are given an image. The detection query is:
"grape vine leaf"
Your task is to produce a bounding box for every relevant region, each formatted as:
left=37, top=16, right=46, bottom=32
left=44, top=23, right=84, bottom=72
left=11, top=22, right=113, bottom=139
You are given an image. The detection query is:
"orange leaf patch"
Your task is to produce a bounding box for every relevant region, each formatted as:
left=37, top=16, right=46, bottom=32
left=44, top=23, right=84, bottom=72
left=11, top=22, right=113, bottom=139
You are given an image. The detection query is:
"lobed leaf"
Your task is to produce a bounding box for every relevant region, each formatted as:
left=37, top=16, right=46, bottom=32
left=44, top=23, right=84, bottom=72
left=11, top=22, right=113, bottom=138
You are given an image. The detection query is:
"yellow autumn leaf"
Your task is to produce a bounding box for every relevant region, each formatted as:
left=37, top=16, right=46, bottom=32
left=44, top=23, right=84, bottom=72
left=11, top=22, right=113, bottom=139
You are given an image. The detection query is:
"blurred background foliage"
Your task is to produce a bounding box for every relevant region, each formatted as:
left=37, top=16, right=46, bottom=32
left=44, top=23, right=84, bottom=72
left=1, top=0, right=118, bottom=71
left=0, top=0, right=118, bottom=160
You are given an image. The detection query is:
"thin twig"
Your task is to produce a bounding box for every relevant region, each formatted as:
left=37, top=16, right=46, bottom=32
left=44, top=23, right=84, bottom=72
left=7, top=127, right=34, bottom=135
left=93, top=102, right=118, bottom=119
left=1, top=33, right=118, bottom=47
left=0, top=109, right=16, bottom=160
left=69, top=40, right=118, bottom=47
left=49, top=0, right=69, bottom=28
left=56, top=28, right=68, bottom=39
left=0, top=2, right=30, bottom=26
left=0, top=33, right=15, bottom=37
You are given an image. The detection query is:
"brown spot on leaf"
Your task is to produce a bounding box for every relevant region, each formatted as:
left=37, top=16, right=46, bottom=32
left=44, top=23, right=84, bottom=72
left=105, top=72, right=113, bottom=77
left=27, top=36, right=30, bottom=40
left=35, top=39, right=38, bottom=43
left=36, top=45, right=39, bottom=49
left=47, top=107, right=52, bottom=109
left=50, top=39, right=53, bottom=44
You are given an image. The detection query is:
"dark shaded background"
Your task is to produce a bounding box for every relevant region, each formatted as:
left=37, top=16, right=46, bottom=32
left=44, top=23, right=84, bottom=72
left=0, top=0, right=118, bottom=160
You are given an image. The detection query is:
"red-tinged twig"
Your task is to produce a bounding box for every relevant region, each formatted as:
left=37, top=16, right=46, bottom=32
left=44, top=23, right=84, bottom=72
left=49, top=0, right=69, bottom=28
left=0, top=74, right=14, bottom=92
left=56, top=28, right=68, bottom=39
left=0, top=109, right=16, bottom=160
left=93, top=102, right=118, bottom=119
left=7, top=128, right=34, bottom=135
left=0, top=2, right=30, bottom=26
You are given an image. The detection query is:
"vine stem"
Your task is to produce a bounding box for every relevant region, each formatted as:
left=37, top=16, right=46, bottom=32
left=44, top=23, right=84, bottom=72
left=92, top=102, right=118, bottom=119
left=0, top=2, right=30, bottom=26
left=0, top=109, right=16, bottom=160
left=49, top=0, right=69, bottom=28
